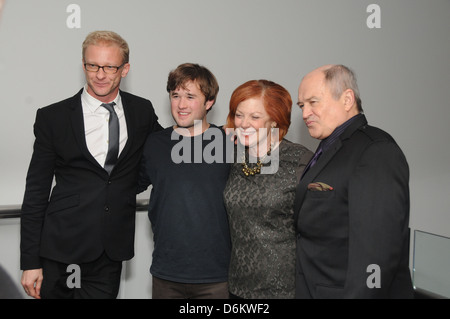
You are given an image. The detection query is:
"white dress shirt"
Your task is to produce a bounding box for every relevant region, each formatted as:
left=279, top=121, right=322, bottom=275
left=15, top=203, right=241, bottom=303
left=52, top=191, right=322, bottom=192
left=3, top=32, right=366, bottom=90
left=81, top=86, right=128, bottom=168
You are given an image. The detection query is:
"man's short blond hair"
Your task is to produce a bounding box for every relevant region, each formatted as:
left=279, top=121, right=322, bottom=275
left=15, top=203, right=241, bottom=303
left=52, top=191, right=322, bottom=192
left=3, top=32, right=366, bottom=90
left=82, top=31, right=130, bottom=64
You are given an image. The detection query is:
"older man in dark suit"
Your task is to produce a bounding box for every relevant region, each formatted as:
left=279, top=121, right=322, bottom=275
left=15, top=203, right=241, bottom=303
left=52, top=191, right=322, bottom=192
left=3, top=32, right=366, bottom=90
left=20, top=31, right=162, bottom=299
left=294, top=64, right=413, bottom=298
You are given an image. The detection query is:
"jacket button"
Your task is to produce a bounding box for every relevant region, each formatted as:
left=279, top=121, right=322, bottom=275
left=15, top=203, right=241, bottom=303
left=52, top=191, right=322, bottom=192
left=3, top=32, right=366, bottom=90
left=104, top=206, right=109, bottom=212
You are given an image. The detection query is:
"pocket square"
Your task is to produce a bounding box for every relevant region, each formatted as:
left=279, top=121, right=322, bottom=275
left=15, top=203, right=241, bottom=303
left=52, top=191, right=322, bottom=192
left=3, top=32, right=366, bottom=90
left=307, top=182, right=334, bottom=191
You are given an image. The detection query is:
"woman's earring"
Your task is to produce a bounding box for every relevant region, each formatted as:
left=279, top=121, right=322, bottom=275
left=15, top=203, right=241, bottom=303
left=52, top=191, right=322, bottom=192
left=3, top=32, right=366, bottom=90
left=271, top=123, right=277, bottom=134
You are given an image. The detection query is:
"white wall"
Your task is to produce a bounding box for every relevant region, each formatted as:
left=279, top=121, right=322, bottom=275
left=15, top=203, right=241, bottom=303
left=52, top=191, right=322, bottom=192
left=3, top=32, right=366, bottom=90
left=1, top=0, right=449, bottom=297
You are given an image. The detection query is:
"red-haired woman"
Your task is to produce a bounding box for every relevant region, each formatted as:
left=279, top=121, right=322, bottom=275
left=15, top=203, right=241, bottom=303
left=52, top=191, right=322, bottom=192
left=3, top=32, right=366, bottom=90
left=224, top=80, right=313, bottom=299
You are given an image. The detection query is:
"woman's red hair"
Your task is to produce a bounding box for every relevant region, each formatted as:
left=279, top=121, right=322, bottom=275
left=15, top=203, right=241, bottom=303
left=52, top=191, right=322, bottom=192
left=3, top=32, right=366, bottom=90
left=226, top=80, right=292, bottom=141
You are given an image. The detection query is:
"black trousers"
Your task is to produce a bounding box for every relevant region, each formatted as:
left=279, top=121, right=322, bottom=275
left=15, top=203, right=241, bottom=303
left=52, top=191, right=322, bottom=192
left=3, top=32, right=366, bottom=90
left=40, top=252, right=122, bottom=299
left=152, top=276, right=229, bottom=299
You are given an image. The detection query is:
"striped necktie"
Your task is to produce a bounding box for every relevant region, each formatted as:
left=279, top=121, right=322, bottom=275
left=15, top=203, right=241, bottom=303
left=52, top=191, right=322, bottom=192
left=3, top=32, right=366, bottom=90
left=301, top=146, right=323, bottom=180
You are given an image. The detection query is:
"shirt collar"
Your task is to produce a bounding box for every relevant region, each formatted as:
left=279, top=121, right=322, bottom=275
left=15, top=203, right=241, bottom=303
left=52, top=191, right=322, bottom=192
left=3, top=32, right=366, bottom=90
left=319, top=113, right=363, bottom=152
left=81, top=85, right=122, bottom=113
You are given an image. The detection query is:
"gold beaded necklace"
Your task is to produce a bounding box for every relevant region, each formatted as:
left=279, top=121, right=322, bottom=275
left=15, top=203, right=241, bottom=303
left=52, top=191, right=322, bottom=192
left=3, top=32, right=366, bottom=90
left=240, top=125, right=277, bottom=177
left=241, top=146, right=271, bottom=177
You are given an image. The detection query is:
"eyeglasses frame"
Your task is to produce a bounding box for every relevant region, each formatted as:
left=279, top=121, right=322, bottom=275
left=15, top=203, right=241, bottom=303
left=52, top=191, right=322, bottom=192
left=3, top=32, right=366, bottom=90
left=83, top=62, right=127, bottom=74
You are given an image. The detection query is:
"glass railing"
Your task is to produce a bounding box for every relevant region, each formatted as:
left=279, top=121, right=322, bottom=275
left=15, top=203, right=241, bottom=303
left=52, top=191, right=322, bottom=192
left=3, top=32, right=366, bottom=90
left=413, top=230, right=450, bottom=298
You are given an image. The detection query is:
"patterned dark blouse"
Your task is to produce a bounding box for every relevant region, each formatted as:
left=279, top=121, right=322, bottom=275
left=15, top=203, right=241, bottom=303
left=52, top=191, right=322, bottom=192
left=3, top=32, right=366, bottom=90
left=224, top=139, right=313, bottom=299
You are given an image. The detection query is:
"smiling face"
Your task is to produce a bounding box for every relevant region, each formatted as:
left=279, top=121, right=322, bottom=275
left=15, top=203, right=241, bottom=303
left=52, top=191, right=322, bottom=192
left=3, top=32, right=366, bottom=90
left=83, top=43, right=130, bottom=103
left=234, top=97, right=276, bottom=155
left=170, top=80, right=214, bottom=136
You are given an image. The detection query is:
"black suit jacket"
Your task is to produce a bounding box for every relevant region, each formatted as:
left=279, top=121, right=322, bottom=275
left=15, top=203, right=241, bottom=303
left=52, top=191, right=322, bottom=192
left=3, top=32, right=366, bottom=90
left=20, top=89, right=162, bottom=270
left=294, top=115, right=414, bottom=298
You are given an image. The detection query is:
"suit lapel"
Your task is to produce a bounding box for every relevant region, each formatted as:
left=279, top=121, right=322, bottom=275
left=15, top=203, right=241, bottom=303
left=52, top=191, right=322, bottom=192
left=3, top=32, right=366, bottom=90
left=294, top=115, right=368, bottom=223
left=303, top=140, right=342, bottom=183
left=69, top=89, right=106, bottom=171
left=293, top=140, right=343, bottom=222
left=116, top=91, right=134, bottom=165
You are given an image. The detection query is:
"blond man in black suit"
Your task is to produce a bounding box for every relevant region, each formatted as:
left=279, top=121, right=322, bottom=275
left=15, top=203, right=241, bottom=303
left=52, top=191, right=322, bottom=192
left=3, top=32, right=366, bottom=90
left=20, top=31, right=162, bottom=299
